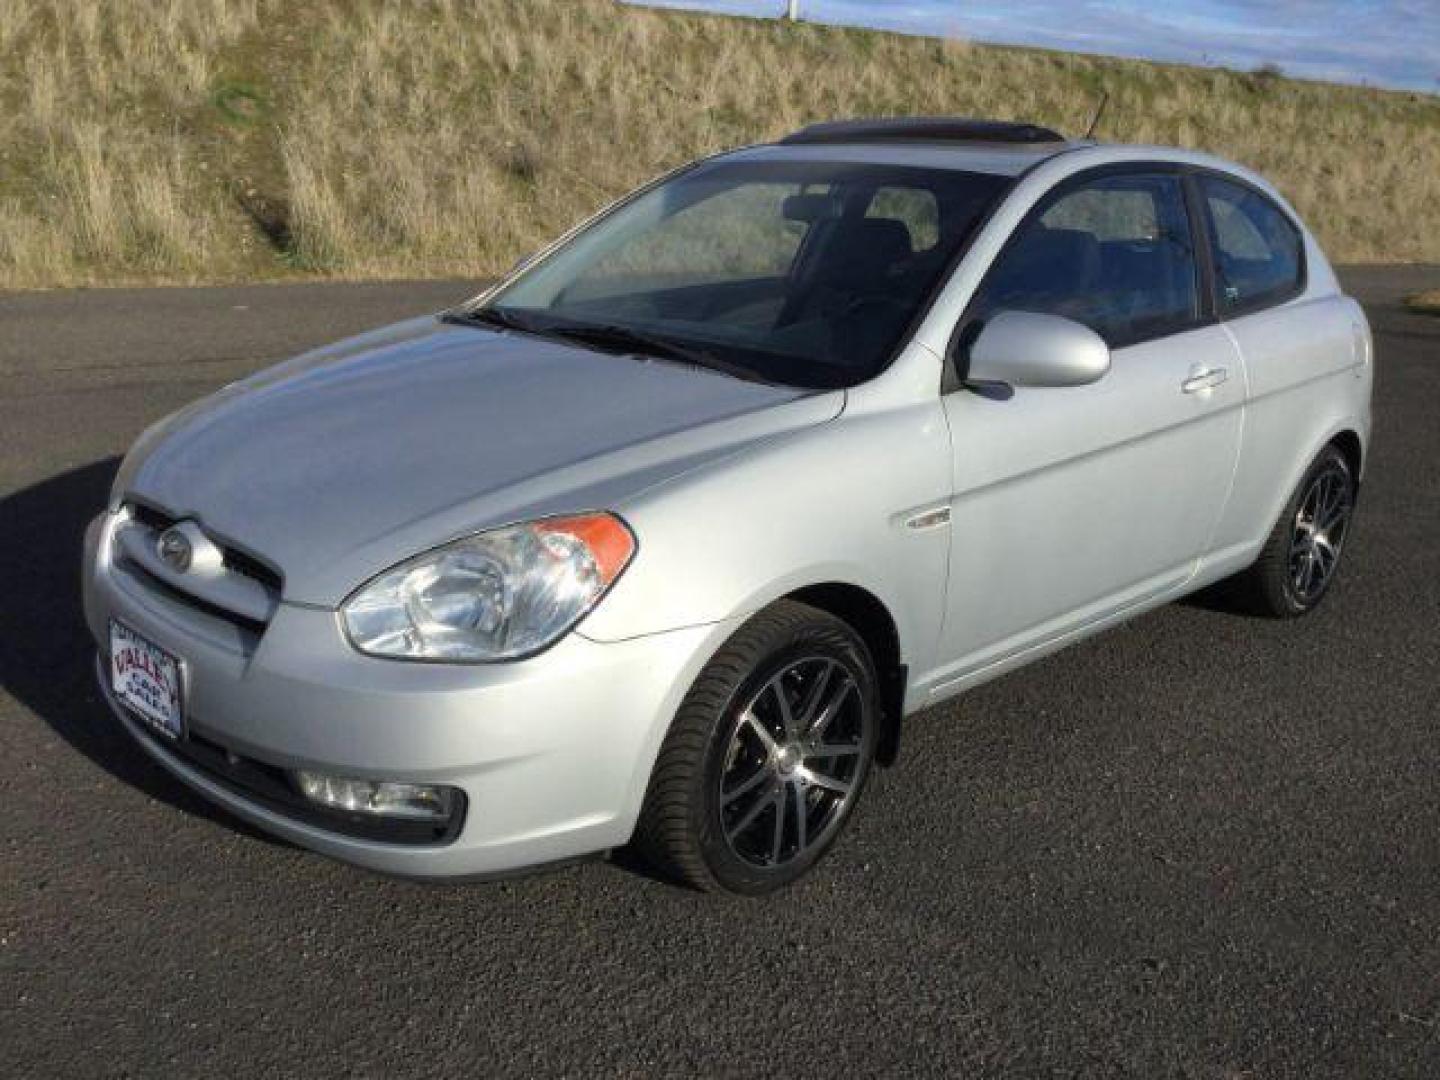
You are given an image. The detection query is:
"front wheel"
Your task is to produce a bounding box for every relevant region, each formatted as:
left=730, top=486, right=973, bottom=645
left=634, top=601, right=880, bottom=894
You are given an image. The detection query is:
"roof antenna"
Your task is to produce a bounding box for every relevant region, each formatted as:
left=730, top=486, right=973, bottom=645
left=1083, top=90, right=1109, bottom=141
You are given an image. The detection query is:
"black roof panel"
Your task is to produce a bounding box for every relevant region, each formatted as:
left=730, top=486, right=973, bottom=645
left=781, top=117, right=1066, bottom=147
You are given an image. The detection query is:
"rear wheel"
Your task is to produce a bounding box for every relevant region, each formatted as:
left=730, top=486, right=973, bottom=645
left=634, top=600, right=879, bottom=894
left=1229, top=444, right=1357, bottom=617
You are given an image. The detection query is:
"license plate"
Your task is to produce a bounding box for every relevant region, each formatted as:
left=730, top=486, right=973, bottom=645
left=109, top=620, right=184, bottom=739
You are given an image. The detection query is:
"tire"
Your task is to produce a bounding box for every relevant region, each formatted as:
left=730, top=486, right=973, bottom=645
left=633, top=600, right=880, bottom=895
left=1227, top=444, right=1357, bottom=617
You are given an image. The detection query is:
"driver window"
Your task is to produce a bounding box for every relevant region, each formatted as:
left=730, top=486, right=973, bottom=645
left=970, top=173, right=1200, bottom=348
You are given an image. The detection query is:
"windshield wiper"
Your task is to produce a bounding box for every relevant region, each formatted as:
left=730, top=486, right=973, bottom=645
left=441, top=305, right=545, bottom=335
left=542, top=322, right=773, bottom=385
left=445, top=309, right=773, bottom=385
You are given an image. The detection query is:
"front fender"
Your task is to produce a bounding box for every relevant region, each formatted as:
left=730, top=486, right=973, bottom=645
left=581, top=398, right=953, bottom=681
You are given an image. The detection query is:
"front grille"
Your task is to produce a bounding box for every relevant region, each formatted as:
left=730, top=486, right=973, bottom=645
left=115, top=502, right=282, bottom=634
left=120, top=559, right=268, bottom=637
left=222, top=547, right=280, bottom=589
left=127, top=500, right=172, bottom=532
left=128, top=501, right=283, bottom=593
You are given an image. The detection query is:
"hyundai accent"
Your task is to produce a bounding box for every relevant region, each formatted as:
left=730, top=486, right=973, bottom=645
left=84, top=118, right=1373, bottom=893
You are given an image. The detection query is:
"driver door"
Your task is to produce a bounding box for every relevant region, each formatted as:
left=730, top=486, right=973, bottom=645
left=931, top=170, right=1244, bottom=689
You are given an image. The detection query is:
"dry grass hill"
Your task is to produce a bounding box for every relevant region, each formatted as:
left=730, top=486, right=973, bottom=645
left=1, top=0, right=1437, bottom=288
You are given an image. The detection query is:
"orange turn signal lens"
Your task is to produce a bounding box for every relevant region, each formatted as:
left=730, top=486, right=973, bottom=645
left=539, top=513, right=636, bottom=586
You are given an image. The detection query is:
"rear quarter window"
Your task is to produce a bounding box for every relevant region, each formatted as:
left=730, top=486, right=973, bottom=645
left=1200, top=176, right=1305, bottom=314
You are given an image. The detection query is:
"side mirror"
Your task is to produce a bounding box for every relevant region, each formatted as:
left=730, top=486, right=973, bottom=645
left=963, top=311, right=1111, bottom=390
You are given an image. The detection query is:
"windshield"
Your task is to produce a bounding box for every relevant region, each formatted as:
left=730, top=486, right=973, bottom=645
left=478, top=160, right=1011, bottom=389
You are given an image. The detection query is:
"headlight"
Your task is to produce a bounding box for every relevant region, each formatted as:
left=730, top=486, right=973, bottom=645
left=341, top=513, right=635, bottom=661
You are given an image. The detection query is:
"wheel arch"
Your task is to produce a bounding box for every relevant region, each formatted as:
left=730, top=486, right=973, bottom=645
left=786, top=582, right=906, bottom=767
left=1249, top=419, right=1369, bottom=555
left=1329, top=428, right=1363, bottom=483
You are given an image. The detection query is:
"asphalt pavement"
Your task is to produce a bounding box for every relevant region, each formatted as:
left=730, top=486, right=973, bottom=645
left=1, top=268, right=1437, bottom=1077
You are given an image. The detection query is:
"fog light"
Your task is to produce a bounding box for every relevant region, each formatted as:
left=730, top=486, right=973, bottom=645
left=294, top=771, right=457, bottom=822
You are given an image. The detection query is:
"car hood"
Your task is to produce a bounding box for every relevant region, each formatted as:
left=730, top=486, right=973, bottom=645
left=121, top=316, right=841, bottom=606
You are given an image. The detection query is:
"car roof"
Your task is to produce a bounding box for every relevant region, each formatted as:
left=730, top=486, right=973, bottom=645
left=718, top=117, right=1263, bottom=184
left=715, top=116, right=1085, bottom=178
left=724, top=139, right=1082, bottom=178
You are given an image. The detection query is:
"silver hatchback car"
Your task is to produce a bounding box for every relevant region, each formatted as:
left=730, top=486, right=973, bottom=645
left=85, top=119, right=1372, bottom=893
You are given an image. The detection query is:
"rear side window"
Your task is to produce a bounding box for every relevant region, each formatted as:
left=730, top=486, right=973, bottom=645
left=969, top=173, right=1199, bottom=348
left=1200, top=176, right=1304, bottom=313
left=865, top=186, right=940, bottom=251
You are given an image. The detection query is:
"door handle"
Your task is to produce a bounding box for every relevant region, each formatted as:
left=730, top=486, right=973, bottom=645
left=1182, top=366, right=1229, bottom=394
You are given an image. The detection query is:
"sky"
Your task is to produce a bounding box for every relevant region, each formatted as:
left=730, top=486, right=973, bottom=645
left=627, top=1, right=1440, bottom=92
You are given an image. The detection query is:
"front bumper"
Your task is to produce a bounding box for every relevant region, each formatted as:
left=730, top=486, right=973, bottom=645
left=83, top=511, right=733, bottom=878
